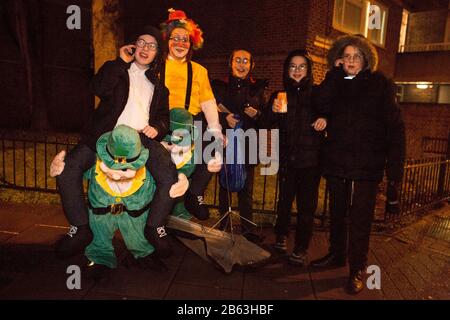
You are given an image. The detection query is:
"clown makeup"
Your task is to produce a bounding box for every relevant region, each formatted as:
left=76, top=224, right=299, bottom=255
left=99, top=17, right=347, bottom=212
left=134, top=34, right=158, bottom=69
left=168, top=27, right=191, bottom=61
left=288, top=55, right=308, bottom=83
left=231, top=50, right=252, bottom=79
left=341, top=45, right=364, bottom=76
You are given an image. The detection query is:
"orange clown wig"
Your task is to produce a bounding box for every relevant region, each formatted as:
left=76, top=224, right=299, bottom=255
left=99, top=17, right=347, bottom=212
left=160, top=8, right=204, bottom=50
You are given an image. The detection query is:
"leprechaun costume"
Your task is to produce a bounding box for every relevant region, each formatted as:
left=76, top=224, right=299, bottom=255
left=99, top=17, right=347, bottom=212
left=84, top=125, right=157, bottom=269
left=162, top=108, right=198, bottom=220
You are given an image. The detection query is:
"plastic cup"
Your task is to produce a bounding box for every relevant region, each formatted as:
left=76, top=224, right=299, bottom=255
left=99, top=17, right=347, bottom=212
left=273, top=91, right=287, bottom=113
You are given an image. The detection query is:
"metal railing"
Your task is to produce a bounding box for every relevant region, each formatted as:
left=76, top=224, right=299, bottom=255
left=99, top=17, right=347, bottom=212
left=391, top=157, right=450, bottom=221
left=422, top=136, right=449, bottom=155
left=0, top=136, right=77, bottom=193
left=1, top=136, right=449, bottom=224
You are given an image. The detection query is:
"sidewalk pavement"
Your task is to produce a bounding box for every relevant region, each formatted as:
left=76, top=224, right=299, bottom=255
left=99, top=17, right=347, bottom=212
left=0, top=201, right=449, bottom=300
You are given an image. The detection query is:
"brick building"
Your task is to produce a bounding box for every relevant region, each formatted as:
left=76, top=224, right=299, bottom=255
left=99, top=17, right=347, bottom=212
left=0, top=0, right=449, bottom=159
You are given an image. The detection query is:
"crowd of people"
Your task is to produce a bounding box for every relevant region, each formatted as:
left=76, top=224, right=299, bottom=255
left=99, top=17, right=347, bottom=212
left=50, top=8, right=405, bottom=295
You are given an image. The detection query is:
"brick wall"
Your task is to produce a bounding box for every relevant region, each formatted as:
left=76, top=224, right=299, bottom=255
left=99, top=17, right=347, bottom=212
left=400, top=103, right=450, bottom=158
left=406, top=10, right=448, bottom=45
left=123, top=0, right=403, bottom=92
left=122, top=0, right=309, bottom=93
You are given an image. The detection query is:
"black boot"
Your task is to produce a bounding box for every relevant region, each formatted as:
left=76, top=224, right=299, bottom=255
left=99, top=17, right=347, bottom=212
left=346, top=270, right=364, bottom=294
left=137, top=254, right=168, bottom=273
left=84, top=260, right=111, bottom=282
left=55, top=225, right=93, bottom=259
left=185, top=191, right=210, bottom=220
left=309, top=252, right=346, bottom=268
left=144, top=225, right=173, bottom=258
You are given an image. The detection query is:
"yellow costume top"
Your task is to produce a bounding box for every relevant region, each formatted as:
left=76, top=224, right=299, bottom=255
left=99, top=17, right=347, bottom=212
left=165, top=59, right=215, bottom=116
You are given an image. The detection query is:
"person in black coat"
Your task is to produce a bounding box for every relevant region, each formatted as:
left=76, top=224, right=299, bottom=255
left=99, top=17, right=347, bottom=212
left=260, top=49, right=327, bottom=265
left=211, top=49, right=268, bottom=243
left=51, top=26, right=180, bottom=260
left=310, top=35, right=406, bottom=294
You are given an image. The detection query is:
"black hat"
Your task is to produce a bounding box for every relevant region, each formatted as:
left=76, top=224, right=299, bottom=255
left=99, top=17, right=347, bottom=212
left=127, top=25, right=163, bottom=48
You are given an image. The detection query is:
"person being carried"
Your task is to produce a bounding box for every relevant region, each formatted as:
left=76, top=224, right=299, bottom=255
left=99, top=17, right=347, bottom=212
left=50, top=26, right=187, bottom=259
left=160, top=9, right=225, bottom=221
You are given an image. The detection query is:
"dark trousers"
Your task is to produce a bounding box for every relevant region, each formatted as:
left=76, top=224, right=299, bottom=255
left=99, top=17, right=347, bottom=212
left=188, top=162, right=213, bottom=196
left=218, top=165, right=255, bottom=233
left=327, top=176, right=378, bottom=272
left=189, top=114, right=215, bottom=196
left=56, top=136, right=177, bottom=227
left=274, top=166, right=321, bottom=252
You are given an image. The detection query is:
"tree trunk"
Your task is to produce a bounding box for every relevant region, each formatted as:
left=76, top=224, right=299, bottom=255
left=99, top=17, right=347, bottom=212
left=92, top=0, right=123, bottom=107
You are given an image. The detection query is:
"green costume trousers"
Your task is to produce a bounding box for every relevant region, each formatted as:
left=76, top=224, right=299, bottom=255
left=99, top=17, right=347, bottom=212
left=85, top=211, right=154, bottom=268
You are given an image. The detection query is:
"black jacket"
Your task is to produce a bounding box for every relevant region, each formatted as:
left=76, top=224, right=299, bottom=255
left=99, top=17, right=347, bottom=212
left=211, top=76, right=268, bottom=131
left=260, top=81, right=322, bottom=169
left=80, top=58, right=169, bottom=149
left=317, top=66, right=405, bottom=182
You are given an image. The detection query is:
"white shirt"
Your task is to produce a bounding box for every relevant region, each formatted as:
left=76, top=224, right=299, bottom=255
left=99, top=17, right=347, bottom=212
left=115, top=62, right=154, bottom=130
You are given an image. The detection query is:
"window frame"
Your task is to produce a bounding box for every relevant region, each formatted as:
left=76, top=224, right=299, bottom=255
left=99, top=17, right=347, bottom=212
left=332, top=0, right=389, bottom=48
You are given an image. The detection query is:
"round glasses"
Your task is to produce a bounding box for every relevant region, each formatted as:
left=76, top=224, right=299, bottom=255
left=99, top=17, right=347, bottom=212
left=233, top=57, right=250, bottom=65
left=169, top=36, right=190, bottom=44
left=342, top=54, right=363, bottom=63
left=136, top=39, right=158, bottom=51
left=289, top=64, right=307, bottom=72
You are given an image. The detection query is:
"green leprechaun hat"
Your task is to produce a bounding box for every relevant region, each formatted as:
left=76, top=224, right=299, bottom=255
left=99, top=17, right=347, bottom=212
left=163, top=108, right=199, bottom=146
left=96, top=125, right=149, bottom=170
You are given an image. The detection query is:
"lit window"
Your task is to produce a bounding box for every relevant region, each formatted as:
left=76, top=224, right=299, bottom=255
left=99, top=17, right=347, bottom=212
left=333, top=0, right=389, bottom=47
left=396, top=83, right=450, bottom=104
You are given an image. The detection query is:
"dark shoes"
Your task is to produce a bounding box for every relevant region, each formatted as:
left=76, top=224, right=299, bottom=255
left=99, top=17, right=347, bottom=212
left=273, top=235, right=287, bottom=254
left=55, top=225, right=93, bottom=259
left=346, top=270, right=364, bottom=294
left=84, top=260, right=111, bottom=282
left=289, top=248, right=308, bottom=266
left=309, top=253, right=346, bottom=268
left=144, top=225, right=173, bottom=258
left=185, top=191, right=210, bottom=220
left=136, top=254, right=169, bottom=273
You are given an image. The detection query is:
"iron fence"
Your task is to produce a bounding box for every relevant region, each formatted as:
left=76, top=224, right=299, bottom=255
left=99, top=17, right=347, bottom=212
left=422, top=136, right=449, bottom=155
left=392, top=157, right=450, bottom=220
left=1, top=136, right=449, bottom=224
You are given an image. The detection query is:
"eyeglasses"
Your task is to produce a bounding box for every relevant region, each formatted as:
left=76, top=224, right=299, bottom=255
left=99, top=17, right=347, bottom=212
left=233, top=57, right=250, bottom=65
left=342, top=54, right=363, bottom=63
left=136, top=39, right=158, bottom=51
left=169, top=36, right=190, bottom=44
left=289, top=64, right=307, bottom=72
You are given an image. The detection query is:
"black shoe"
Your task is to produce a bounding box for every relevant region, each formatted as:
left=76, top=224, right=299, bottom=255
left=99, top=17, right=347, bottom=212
left=55, top=225, right=93, bottom=259
left=84, top=260, right=111, bottom=282
left=309, top=253, right=346, bottom=268
left=144, top=225, right=173, bottom=258
left=273, top=235, right=287, bottom=254
left=243, top=232, right=265, bottom=244
left=185, top=192, right=210, bottom=220
left=346, top=270, right=364, bottom=294
left=137, top=254, right=169, bottom=273
left=289, top=248, right=308, bottom=266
